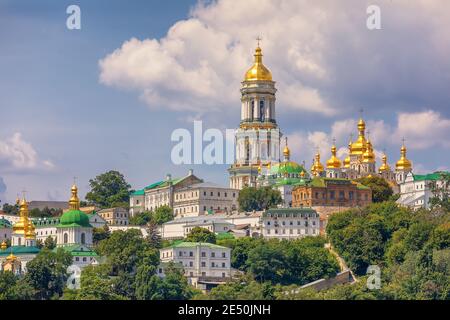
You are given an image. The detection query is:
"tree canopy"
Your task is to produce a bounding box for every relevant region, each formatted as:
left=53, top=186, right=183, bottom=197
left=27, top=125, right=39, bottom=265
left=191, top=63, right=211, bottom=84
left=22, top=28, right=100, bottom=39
left=355, top=176, right=393, bottom=203
left=186, top=227, right=217, bottom=244
left=85, top=170, right=132, bottom=208
left=238, top=186, right=282, bottom=212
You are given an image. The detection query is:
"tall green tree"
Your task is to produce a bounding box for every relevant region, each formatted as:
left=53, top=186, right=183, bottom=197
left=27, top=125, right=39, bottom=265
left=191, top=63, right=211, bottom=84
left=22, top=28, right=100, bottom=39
left=238, top=187, right=282, bottom=212
left=355, top=176, right=393, bottom=203
left=186, top=227, right=216, bottom=244
left=153, top=206, right=174, bottom=224
left=25, top=248, right=72, bottom=300
left=85, top=170, right=132, bottom=208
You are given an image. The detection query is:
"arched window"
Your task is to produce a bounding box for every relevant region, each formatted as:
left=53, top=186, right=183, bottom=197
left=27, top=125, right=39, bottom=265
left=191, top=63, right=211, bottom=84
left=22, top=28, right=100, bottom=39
left=81, top=233, right=86, bottom=244
left=64, top=233, right=68, bottom=244
left=251, top=100, right=255, bottom=121
left=260, top=100, right=265, bottom=121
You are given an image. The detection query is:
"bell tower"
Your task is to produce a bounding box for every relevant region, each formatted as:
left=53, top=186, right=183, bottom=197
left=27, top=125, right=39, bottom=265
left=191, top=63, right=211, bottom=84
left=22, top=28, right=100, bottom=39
left=229, top=41, right=282, bottom=189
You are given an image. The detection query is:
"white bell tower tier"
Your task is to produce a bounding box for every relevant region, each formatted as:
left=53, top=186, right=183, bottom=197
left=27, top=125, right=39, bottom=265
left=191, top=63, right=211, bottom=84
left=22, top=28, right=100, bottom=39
left=229, top=44, right=282, bottom=189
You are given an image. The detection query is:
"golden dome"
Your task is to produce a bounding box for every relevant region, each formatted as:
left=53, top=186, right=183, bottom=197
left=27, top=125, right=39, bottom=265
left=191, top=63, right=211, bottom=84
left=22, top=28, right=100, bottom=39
left=350, top=118, right=367, bottom=156
left=244, top=46, right=272, bottom=81
left=379, top=153, right=391, bottom=173
left=326, top=145, right=342, bottom=169
left=362, top=140, right=375, bottom=163
left=283, top=145, right=290, bottom=158
left=396, top=144, right=412, bottom=171
left=6, top=253, right=18, bottom=262
left=1, top=241, right=7, bottom=250
left=13, top=198, right=29, bottom=235
left=311, top=151, right=324, bottom=176
left=69, top=184, right=80, bottom=210
left=25, top=220, right=36, bottom=240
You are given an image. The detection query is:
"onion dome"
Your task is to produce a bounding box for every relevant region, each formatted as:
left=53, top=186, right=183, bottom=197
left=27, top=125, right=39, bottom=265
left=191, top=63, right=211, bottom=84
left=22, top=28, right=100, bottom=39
left=13, top=198, right=29, bottom=235
left=58, top=184, right=91, bottom=228
left=1, top=241, right=6, bottom=250
left=396, top=143, right=412, bottom=171
left=379, top=153, right=391, bottom=173
left=6, top=253, right=18, bottom=262
left=25, top=220, right=36, bottom=240
left=343, top=139, right=352, bottom=168
left=362, top=139, right=376, bottom=163
left=310, top=151, right=324, bottom=176
left=244, top=45, right=272, bottom=81
left=350, top=118, right=367, bottom=156
left=326, top=144, right=342, bottom=169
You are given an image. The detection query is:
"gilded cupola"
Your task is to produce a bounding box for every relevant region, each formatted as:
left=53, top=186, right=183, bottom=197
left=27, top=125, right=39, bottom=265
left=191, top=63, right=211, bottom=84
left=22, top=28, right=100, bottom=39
left=379, top=152, right=391, bottom=173
left=326, top=141, right=342, bottom=169
left=395, top=143, right=412, bottom=171
left=13, top=198, right=29, bottom=235
left=244, top=45, right=273, bottom=82
left=310, top=150, right=324, bottom=176
left=350, top=118, right=367, bottom=156
left=69, top=184, right=80, bottom=210
left=362, top=139, right=375, bottom=163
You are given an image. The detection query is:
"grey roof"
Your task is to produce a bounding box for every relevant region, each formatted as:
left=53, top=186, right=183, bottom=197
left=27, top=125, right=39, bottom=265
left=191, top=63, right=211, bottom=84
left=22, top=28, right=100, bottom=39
left=175, top=182, right=237, bottom=192
left=28, top=201, right=69, bottom=210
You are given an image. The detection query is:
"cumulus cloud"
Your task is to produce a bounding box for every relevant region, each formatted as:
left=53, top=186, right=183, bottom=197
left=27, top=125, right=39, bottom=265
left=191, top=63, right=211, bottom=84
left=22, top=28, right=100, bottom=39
left=0, top=133, right=55, bottom=173
left=395, top=110, right=450, bottom=149
left=99, top=0, right=450, bottom=118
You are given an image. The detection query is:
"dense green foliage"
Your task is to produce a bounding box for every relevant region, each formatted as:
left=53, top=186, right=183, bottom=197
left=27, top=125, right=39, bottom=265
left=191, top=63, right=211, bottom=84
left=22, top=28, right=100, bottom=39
left=238, top=187, right=282, bottom=211
left=217, top=236, right=339, bottom=286
left=130, top=206, right=174, bottom=226
left=355, top=176, right=393, bottom=203
left=85, top=170, right=132, bottom=208
left=186, top=227, right=217, bottom=244
left=325, top=201, right=449, bottom=299
left=92, top=225, right=111, bottom=246
left=2, top=202, right=19, bottom=215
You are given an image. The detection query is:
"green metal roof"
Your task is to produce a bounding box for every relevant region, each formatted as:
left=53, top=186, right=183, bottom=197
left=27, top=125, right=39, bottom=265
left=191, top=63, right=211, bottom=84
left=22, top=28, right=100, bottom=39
left=413, top=172, right=448, bottom=182
left=0, top=246, right=40, bottom=256
left=0, top=217, right=12, bottom=228
left=163, top=241, right=228, bottom=250
left=56, top=209, right=92, bottom=228
left=54, top=245, right=98, bottom=257
left=131, top=189, right=145, bottom=196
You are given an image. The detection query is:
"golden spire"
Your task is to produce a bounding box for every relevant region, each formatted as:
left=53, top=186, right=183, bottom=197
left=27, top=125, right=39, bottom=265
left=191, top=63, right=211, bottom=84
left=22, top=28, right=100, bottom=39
left=69, top=184, right=80, bottom=210
left=310, top=149, right=324, bottom=176
left=283, top=137, right=290, bottom=161
left=396, top=139, right=412, bottom=171
left=379, top=151, right=391, bottom=173
left=343, top=135, right=352, bottom=168
left=244, top=39, right=273, bottom=82
left=1, top=241, right=6, bottom=250
left=326, top=139, right=342, bottom=169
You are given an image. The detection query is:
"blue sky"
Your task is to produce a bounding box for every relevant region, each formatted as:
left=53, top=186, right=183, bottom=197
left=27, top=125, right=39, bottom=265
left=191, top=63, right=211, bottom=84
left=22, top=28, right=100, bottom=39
left=1, top=0, right=449, bottom=203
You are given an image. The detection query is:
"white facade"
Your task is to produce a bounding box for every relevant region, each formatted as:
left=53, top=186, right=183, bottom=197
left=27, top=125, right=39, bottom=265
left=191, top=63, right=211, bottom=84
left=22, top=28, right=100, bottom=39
left=57, top=226, right=93, bottom=247
left=397, top=172, right=448, bottom=210
left=160, top=216, right=235, bottom=240
left=33, top=217, right=59, bottom=242
left=173, top=182, right=239, bottom=218
left=159, top=242, right=231, bottom=279
left=261, top=208, right=320, bottom=240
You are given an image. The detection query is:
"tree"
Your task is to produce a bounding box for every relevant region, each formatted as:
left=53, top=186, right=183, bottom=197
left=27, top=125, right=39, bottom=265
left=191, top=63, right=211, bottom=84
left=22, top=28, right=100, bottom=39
left=136, top=262, right=196, bottom=300
left=145, top=220, right=162, bottom=249
left=247, top=243, right=285, bottom=283
left=0, top=272, right=35, bottom=300
left=43, top=236, right=56, bottom=250
left=238, top=187, right=282, bottom=212
left=355, top=176, right=393, bottom=203
left=85, top=170, right=132, bottom=208
left=25, top=248, right=72, bottom=300
left=186, top=227, right=216, bottom=244
left=92, top=224, right=111, bottom=246
left=2, top=202, right=19, bottom=215
left=429, top=172, right=450, bottom=211
left=129, top=211, right=153, bottom=226
left=153, top=206, right=174, bottom=224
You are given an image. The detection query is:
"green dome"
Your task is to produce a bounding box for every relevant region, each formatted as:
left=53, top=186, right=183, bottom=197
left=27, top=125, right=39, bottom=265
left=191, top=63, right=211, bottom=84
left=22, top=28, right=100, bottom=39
left=58, top=209, right=91, bottom=228
left=269, top=161, right=308, bottom=177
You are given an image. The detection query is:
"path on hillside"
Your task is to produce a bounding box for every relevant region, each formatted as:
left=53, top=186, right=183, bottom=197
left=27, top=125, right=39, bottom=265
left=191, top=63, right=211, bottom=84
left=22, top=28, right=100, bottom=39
left=325, top=243, right=358, bottom=283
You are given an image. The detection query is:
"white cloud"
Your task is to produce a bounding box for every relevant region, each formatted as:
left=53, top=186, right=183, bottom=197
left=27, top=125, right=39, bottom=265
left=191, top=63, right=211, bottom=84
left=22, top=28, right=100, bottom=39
left=395, top=110, right=450, bottom=149
left=0, top=133, right=55, bottom=173
left=99, top=0, right=450, bottom=118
